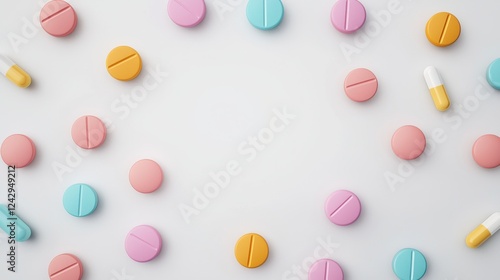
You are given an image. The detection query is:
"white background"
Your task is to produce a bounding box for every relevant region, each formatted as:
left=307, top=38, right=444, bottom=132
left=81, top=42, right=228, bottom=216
left=0, top=0, right=499, bottom=279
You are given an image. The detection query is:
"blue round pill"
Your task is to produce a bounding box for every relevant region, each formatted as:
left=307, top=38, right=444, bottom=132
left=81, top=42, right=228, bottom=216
left=392, top=248, right=427, bottom=280
left=487, top=58, right=500, bottom=90
left=63, top=183, right=98, bottom=217
left=246, top=0, right=284, bottom=30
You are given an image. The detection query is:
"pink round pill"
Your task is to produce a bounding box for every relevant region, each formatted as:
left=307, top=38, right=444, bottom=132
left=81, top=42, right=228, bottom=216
left=344, top=68, right=378, bottom=102
left=40, top=0, right=78, bottom=37
left=71, top=115, right=107, bottom=149
left=167, top=0, right=206, bottom=27
left=472, top=134, right=500, bottom=169
left=1, top=134, right=36, bottom=168
left=331, top=0, right=366, bottom=33
left=129, top=159, right=163, bottom=193
left=391, top=125, right=426, bottom=160
left=125, top=225, right=163, bottom=262
left=325, top=190, right=361, bottom=226
left=48, top=253, right=83, bottom=280
left=309, top=259, right=344, bottom=280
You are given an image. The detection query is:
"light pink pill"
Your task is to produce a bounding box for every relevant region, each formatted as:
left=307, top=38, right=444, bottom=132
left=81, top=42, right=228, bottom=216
left=391, top=125, right=426, bottom=160
left=40, top=0, right=78, bottom=37
left=309, top=259, right=344, bottom=280
left=167, top=0, right=206, bottom=27
left=71, top=115, right=107, bottom=149
left=331, top=0, right=366, bottom=33
left=125, top=225, right=163, bottom=262
left=1, top=134, right=36, bottom=168
left=325, top=190, right=361, bottom=226
left=472, top=134, right=500, bottom=169
left=344, top=68, right=378, bottom=102
left=48, top=253, right=83, bottom=280
left=129, top=159, right=163, bottom=193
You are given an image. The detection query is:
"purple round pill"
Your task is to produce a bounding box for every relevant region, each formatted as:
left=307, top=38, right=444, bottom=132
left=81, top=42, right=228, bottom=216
left=125, top=225, right=162, bottom=262
left=309, top=259, right=344, bottom=280
left=331, top=0, right=366, bottom=33
left=324, top=190, right=361, bottom=226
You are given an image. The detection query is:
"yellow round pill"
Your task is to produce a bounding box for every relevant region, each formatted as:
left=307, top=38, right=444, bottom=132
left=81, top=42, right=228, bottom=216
left=425, top=12, right=461, bottom=47
left=234, top=233, right=269, bottom=268
left=106, top=46, right=142, bottom=81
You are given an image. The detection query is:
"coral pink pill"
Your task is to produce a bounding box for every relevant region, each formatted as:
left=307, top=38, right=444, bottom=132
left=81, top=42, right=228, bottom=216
left=71, top=115, right=107, bottom=149
left=344, top=68, right=378, bottom=102
left=129, top=159, right=163, bottom=193
left=1, top=134, right=36, bottom=168
left=472, top=134, right=500, bottom=168
left=48, top=253, right=83, bottom=280
left=325, top=190, right=361, bottom=226
left=40, top=0, right=78, bottom=37
left=125, top=225, right=163, bottom=262
left=167, top=0, right=206, bottom=27
left=331, top=0, right=366, bottom=33
left=309, top=259, right=344, bottom=280
left=391, top=125, right=426, bottom=160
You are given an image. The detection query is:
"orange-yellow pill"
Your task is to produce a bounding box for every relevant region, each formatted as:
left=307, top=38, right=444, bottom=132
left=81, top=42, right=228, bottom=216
left=425, top=12, right=461, bottom=47
left=234, top=233, right=269, bottom=268
left=106, top=46, right=142, bottom=81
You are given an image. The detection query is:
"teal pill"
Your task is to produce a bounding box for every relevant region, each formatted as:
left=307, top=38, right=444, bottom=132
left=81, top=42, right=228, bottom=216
left=246, top=0, right=284, bottom=30
left=0, top=204, right=31, bottom=242
left=63, top=184, right=98, bottom=217
left=487, top=58, right=500, bottom=90
left=392, top=248, right=427, bottom=280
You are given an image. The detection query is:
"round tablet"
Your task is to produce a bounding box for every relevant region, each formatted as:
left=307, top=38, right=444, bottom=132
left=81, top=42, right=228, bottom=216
left=129, top=159, right=163, bottom=193
left=331, top=0, right=366, bottom=34
left=487, top=58, right=500, bottom=90
left=71, top=115, right=107, bottom=149
left=425, top=12, right=461, bottom=47
left=392, top=248, right=427, bottom=280
left=48, top=253, right=83, bottom=280
left=167, top=0, right=206, bottom=27
left=63, top=184, right=98, bottom=217
left=325, top=190, right=361, bottom=226
left=246, top=0, right=284, bottom=30
left=234, top=233, right=269, bottom=268
left=40, top=0, right=78, bottom=37
left=344, top=68, right=378, bottom=102
left=391, top=125, right=426, bottom=160
left=125, top=225, right=162, bottom=262
left=309, top=259, right=343, bottom=280
left=472, top=134, right=500, bottom=169
left=1, top=134, right=36, bottom=168
left=106, top=46, right=142, bottom=81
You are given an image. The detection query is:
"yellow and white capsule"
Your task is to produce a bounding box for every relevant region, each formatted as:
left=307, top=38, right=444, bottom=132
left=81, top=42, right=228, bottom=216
left=466, top=212, right=500, bottom=248
left=424, top=66, right=449, bottom=111
left=0, top=55, right=31, bottom=88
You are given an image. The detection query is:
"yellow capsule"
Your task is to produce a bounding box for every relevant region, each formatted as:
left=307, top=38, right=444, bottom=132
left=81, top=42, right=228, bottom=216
left=466, top=212, right=500, bottom=248
left=0, top=55, right=31, bottom=88
left=424, top=66, right=450, bottom=111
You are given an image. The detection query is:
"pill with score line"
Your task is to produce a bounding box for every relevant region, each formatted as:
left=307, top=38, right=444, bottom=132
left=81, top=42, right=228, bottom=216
left=472, top=134, right=500, bottom=168
left=424, top=66, right=450, bottom=111
left=344, top=68, right=378, bottom=102
left=425, top=12, right=461, bottom=47
left=125, top=225, right=163, bottom=262
left=71, top=115, right=107, bottom=149
left=331, top=0, right=366, bottom=33
left=63, top=184, right=98, bottom=217
left=167, top=0, right=206, bottom=27
left=106, top=46, right=142, bottom=81
left=324, top=190, right=361, bottom=226
left=1, top=134, right=36, bottom=168
left=0, top=55, right=31, bottom=88
left=48, top=253, right=83, bottom=280
left=246, top=0, right=284, bottom=30
left=40, top=0, right=78, bottom=37
left=234, top=233, right=269, bottom=268
left=308, top=259, right=344, bottom=280
left=0, top=204, right=31, bottom=242
left=392, top=248, right=427, bottom=280
left=466, top=212, right=500, bottom=248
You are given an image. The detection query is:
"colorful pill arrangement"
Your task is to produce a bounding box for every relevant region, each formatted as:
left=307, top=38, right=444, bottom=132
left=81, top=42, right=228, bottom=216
left=0, top=2, right=499, bottom=279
